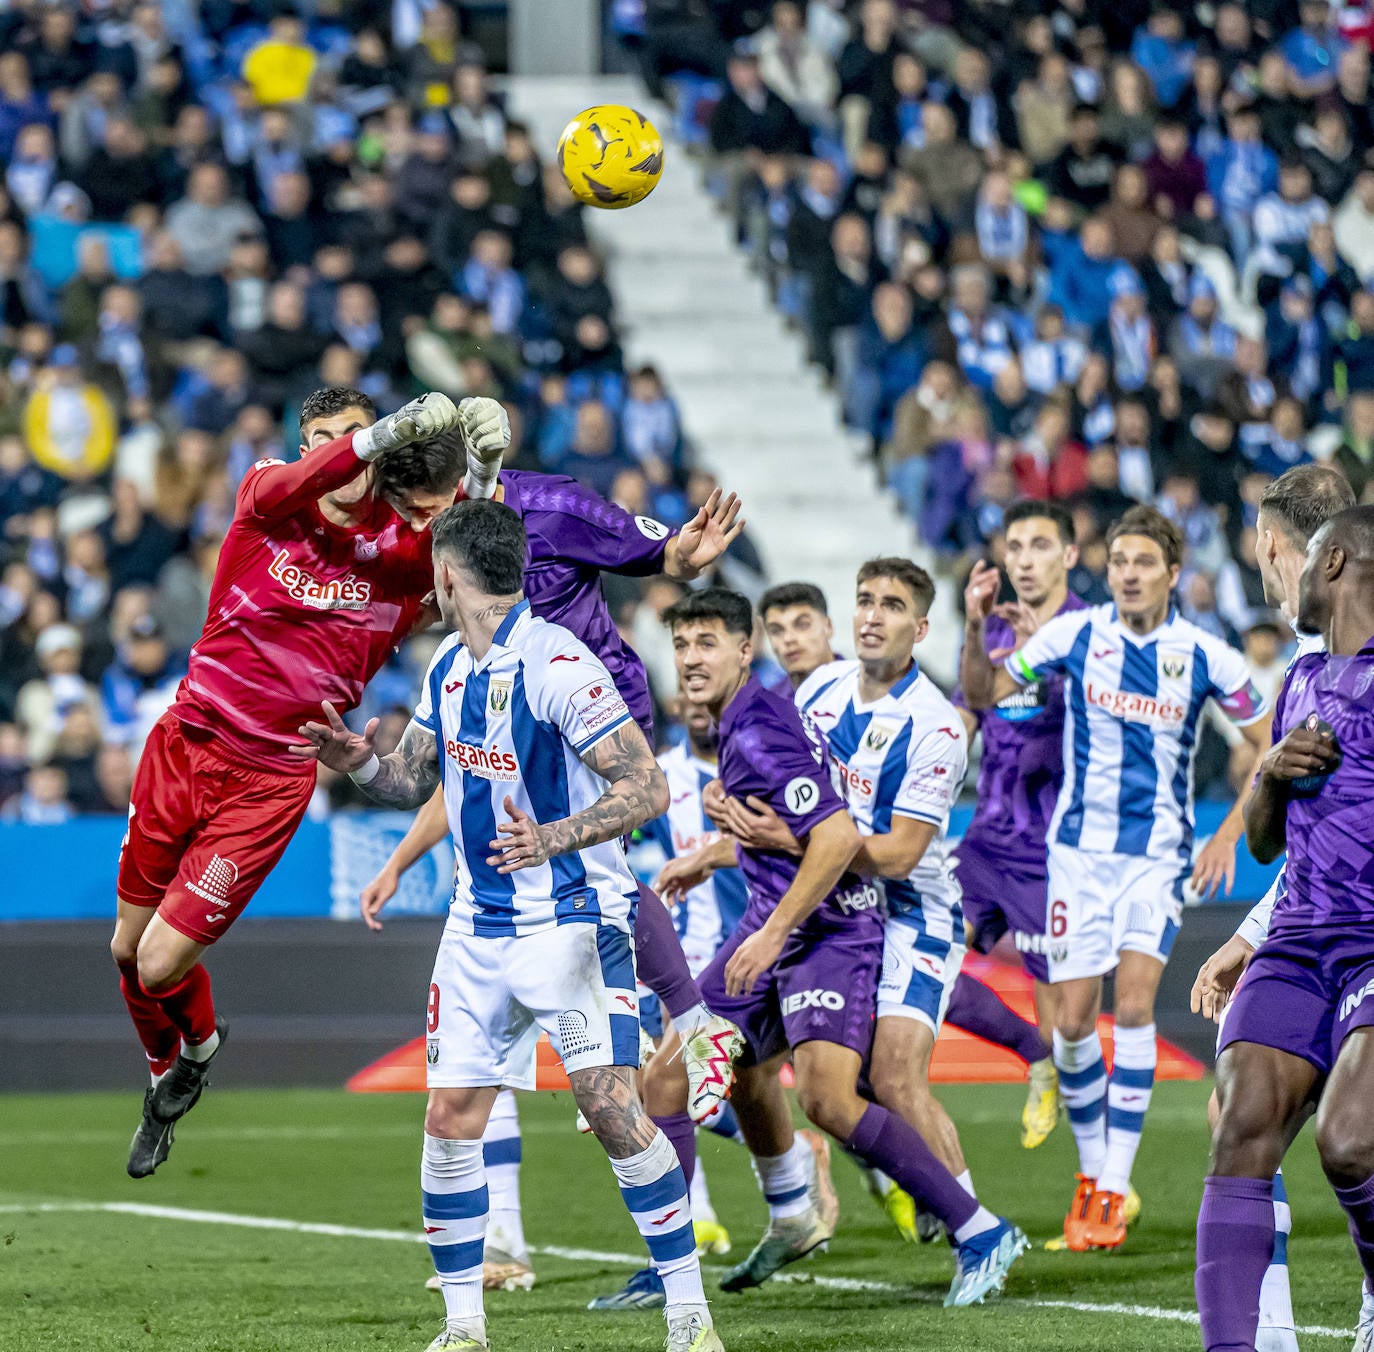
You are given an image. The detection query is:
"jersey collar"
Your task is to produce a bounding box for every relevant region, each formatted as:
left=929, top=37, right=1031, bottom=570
left=1108, top=602, right=1178, bottom=645
left=851, top=658, right=920, bottom=713
left=493, top=597, right=531, bottom=648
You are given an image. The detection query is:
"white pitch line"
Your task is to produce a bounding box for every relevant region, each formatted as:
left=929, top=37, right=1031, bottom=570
left=0, top=1200, right=1352, bottom=1341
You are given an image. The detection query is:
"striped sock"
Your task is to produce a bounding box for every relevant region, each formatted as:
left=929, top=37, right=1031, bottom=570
left=1257, top=1168, right=1298, bottom=1352
left=1053, top=1029, right=1107, bottom=1179
left=609, top=1131, right=705, bottom=1316
left=689, top=1157, right=715, bottom=1221
left=422, top=1134, right=488, bottom=1329
left=481, top=1089, right=526, bottom=1260
left=1098, top=1022, right=1156, bottom=1195
left=705, top=1100, right=745, bottom=1144
left=752, top=1137, right=813, bottom=1221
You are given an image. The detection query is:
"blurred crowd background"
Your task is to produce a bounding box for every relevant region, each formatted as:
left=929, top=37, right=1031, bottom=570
left=2, top=0, right=1372, bottom=820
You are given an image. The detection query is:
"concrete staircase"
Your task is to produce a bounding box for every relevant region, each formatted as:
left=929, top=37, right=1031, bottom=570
left=508, top=77, right=962, bottom=678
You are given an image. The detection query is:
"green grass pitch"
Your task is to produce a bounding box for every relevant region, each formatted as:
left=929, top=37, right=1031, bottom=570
left=0, top=1082, right=1362, bottom=1351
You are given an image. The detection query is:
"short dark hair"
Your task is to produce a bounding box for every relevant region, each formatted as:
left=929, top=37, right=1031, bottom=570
left=1258, top=465, right=1356, bottom=545
left=377, top=429, right=466, bottom=499
left=430, top=500, right=527, bottom=596
left=663, top=587, right=754, bottom=639
left=856, top=557, right=936, bottom=616
left=1003, top=499, right=1076, bottom=545
left=299, top=385, right=376, bottom=436
left=759, top=581, right=829, bottom=618
left=1106, top=505, right=1183, bottom=570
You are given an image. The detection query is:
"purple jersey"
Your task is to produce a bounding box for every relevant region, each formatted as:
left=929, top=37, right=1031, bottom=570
left=955, top=593, right=1088, bottom=864
left=501, top=470, right=671, bottom=740
left=1267, top=644, right=1374, bottom=934
left=718, top=677, right=882, bottom=931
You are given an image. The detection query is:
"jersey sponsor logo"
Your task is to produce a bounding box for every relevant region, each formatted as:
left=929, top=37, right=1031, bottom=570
left=780, top=988, right=846, bottom=1015
left=838, top=763, right=874, bottom=798
left=187, top=854, right=239, bottom=905
left=1084, top=679, right=1187, bottom=726
left=557, top=1009, right=602, bottom=1059
left=488, top=678, right=511, bottom=715
left=635, top=515, right=670, bottom=541
left=673, top=829, right=721, bottom=855
left=570, top=680, right=629, bottom=740
left=834, top=880, right=882, bottom=915
left=671, top=791, right=693, bottom=804
left=994, top=680, right=1048, bottom=723
left=444, top=738, right=519, bottom=781
left=783, top=776, right=821, bottom=814
left=551, top=654, right=581, bottom=664
left=444, top=678, right=464, bottom=694
left=1341, top=976, right=1374, bottom=1023
left=352, top=536, right=380, bottom=561
left=268, top=548, right=373, bottom=612
left=1092, top=647, right=1117, bottom=661
left=1014, top=930, right=1049, bottom=956
left=205, top=913, right=228, bottom=925
left=252, top=457, right=286, bottom=471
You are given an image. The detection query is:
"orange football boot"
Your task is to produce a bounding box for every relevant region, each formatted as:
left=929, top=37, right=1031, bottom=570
left=1062, top=1174, right=1098, bottom=1252
left=1083, top=1188, right=1128, bottom=1250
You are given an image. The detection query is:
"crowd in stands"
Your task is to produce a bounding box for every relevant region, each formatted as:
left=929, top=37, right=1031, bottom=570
left=621, top=0, right=1374, bottom=652
left=0, top=1, right=756, bottom=820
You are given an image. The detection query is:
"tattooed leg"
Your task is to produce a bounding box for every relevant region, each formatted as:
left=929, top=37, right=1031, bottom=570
left=569, top=1064, right=659, bottom=1159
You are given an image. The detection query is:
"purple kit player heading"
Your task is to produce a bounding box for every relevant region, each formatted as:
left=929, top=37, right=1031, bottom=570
left=661, top=588, right=1027, bottom=1309
left=1198, top=504, right=1374, bottom=1352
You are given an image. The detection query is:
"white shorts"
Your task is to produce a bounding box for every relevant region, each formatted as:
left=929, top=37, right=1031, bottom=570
left=426, top=919, right=641, bottom=1090
left=1044, top=845, right=1185, bottom=984
left=877, top=914, right=965, bottom=1036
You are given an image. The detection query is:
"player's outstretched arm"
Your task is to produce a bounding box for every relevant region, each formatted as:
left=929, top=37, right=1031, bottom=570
left=663, top=487, right=746, bottom=579
left=656, top=836, right=739, bottom=902
left=292, top=702, right=441, bottom=811
left=960, top=560, right=1020, bottom=708
left=852, top=815, right=938, bottom=880
left=360, top=786, right=450, bottom=930
left=1193, top=717, right=1272, bottom=897
left=487, top=723, right=670, bottom=874
left=1190, top=933, right=1256, bottom=1023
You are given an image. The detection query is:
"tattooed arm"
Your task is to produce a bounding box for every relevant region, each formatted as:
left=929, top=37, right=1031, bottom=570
left=486, top=722, right=669, bottom=874
left=291, top=702, right=440, bottom=810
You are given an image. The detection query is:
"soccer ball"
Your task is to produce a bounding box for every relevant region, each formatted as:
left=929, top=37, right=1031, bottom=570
left=557, top=105, right=664, bottom=210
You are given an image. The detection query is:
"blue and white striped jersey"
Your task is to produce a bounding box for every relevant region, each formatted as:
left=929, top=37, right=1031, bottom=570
left=642, top=744, right=749, bottom=965
left=796, top=658, right=967, bottom=939
left=1006, top=603, right=1268, bottom=864
left=414, top=599, right=640, bottom=937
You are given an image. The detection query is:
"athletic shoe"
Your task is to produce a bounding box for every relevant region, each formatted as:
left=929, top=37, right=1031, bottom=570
left=1081, top=1188, right=1128, bottom=1250
left=425, top=1323, right=487, bottom=1350
left=800, top=1129, right=839, bottom=1238
left=944, top=1220, right=1030, bottom=1307
left=575, top=1109, right=592, bottom=1134
left=914, top=1202, right=943, bottom=1244
left=482, top=1247, right=536, bottom=1292
left=694, top=1216, right=732, bottom=1255
left=126, top=1087, right=175, bottom=1179
left=1059, top=1174, right=1097, bottom=1252
left=856, top=1165, right=918, bottom=1243
left=587, top=1266, right=665, bottom=1310
left=719, top=1208, right=830, bottom=1292
left=665, top=1309, right=725, bottom=1352
left=150, top=1017, right=228, bottom=1124
left=683, top=1017, right=744, bottom=1124
left=1353, top=1279, right=1374, bottom=1352
left=1123, top=1185, right=1141, bottom=1228
left=1020, top=1059, right=1061, bottom=1149
left=1045, top=1182, right=1139, bottom=1252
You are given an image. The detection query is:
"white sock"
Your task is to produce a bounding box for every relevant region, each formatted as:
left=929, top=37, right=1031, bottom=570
left=181, top=1029, right=220, bottom=1063
left=671, top=1002, right=714, bottom=1039
left=1256, top=1168, right=1298, bottom=1352
left=689, top=1157, right=715, bottom=1222
left=956, top=1169, right=977, bottom=1200
left=1097, top=1023, right=1155, bottom=1195
left=953, top=1206, right=1001, bottom=1245
left=609, top=1131, right=705, bottom=1316
left=1053, top=1029, right=1107, bottom=1179
left=481, top=1089, right=527, bottom=1260
left=752, top=1137, right=813, bottom=1221
left=422, top=1134, right=487, bottom=1327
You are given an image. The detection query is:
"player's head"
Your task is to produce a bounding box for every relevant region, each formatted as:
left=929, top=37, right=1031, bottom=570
left=682, top=699, right=718, bottom=759
left=759, top=581, right=832, bottom=681
left=1296, top=505, right=1374, bottom=638
left=854, top=558, right=934, bottom=668
left=377, top=432, right=467, bottom=533
left=1256, top=465, right=1356, bottom=617
left=429, top=499, right=526, bottom=629
left=299, top=385, right=377, bottom=450
left=664, top=588, right=753, bottom=712
left=1002, top=501, right=1077, bottom=608
left=1104, top=506, right=1182, bottom=626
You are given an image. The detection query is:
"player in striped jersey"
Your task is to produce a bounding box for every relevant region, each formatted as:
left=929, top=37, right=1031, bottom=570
left=299, top=500, right=723, bottom=1352
left=964, top=505, right=1272, bottom=1251
left=1188, top=465, right=1358, bottom=1352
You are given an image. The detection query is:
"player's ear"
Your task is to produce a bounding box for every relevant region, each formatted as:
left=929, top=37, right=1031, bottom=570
left=913, top=615, right=930, bottom=644
left=1064, top=542, right=1080, bottom=569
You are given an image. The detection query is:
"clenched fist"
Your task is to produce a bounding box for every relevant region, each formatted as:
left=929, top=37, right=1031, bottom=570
left=353, top=392, right=461, bottom=460
left=459, top=396, right=512, bottom=499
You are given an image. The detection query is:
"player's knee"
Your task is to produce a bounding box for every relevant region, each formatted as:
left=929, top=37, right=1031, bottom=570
left=1211, top=1092, right=1286, bottom=1177
left=795, top=1081, right=859, bottom=1141
left=424, top=1096, right=466, bottom=1139
left=110, top=930, right=138, bottom=970
left=136, top=949, right=184, bottom=995
left=1113, top=998, right=1156, bottom=1029
left=1054, top=1008, right=1095, bottom=1042
left=1316, top=1111, right=1374, bottom=1187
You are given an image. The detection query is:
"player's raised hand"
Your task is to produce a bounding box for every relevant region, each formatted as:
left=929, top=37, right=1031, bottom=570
left=1190, top=933, right=1255, bottom=1022
left=360, top=864, right=399, bottom=932
left=291, top=701, right=378, bottom=772
left=724, top=922, right=786, bottom=996
left=964, top=559, right=1001, bottom=623
left=669, top=488, right=745, bottom=575
left=458, top=396, right=512, bottom=500
left=989, top=600, right=1041, bottom=660
left=489, top=797, right=553, bottom=873
left=721, top=794, right=801, bottom=854
left=353, top=392, right=460, bottom=459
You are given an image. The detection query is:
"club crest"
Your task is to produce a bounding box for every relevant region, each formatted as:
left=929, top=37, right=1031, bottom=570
left=489, top=678, right=511, bottom=714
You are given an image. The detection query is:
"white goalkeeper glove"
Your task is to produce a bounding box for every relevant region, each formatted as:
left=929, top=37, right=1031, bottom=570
left=459, top=396, right=512, bottom=501
left=352, top=392, right=460, bottom=461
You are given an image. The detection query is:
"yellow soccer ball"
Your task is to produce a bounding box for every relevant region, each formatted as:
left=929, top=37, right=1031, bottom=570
left=557, top=104, right=664, bottom=210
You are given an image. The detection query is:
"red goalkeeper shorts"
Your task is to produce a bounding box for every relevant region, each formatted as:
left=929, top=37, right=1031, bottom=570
left=118, top=712, right=317, bottom=945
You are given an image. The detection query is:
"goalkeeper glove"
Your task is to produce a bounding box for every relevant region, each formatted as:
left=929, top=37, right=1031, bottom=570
left=352, top=392, right=460, bottom=461
left=459, top=396, right=512, bottom=500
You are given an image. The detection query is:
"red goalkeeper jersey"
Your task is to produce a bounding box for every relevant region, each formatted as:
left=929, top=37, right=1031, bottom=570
left=170, top=434, right=433, bottom=774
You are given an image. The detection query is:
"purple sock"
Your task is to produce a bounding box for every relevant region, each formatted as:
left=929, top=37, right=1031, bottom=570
left=1196, top=1174, right=1274, bottom=1352
left=945, top=973, right=1049, bottom=1066
left=1333, top=1172, right=1374, bottom=1289
left=844, top=1103, right=978, bottom=1233
left=651, top=1111, right=696, bottom=1190
left=634, top=882, right=700, bottom=1020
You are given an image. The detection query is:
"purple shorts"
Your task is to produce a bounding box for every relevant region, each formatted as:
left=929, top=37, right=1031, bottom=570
left=1219, top=926, right=1374, bottom=1077
left=698, top=904, right=882, bottom=1067
left=954, top=839, right=1050, bottom=983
